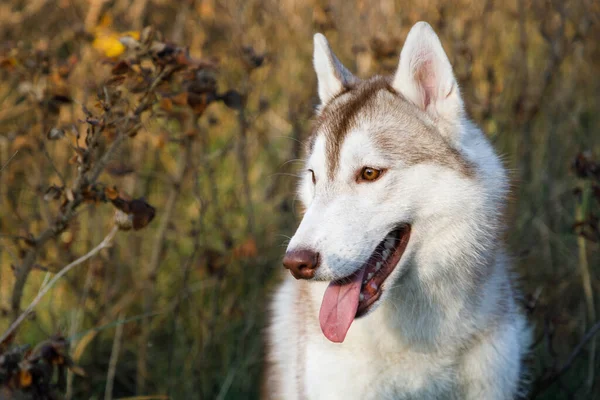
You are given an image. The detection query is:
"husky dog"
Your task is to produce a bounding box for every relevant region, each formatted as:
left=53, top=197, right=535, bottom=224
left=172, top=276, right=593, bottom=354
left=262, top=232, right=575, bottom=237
left=265, top=22, right=530, bottom=399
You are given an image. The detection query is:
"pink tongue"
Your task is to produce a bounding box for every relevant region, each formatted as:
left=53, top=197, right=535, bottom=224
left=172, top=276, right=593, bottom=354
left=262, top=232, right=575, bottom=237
left=319, top=268, right=366, bottom=343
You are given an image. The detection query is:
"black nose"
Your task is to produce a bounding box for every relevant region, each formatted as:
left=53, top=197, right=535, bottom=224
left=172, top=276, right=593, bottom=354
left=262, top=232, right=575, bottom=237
left=282, top=249, right=320, bottom=280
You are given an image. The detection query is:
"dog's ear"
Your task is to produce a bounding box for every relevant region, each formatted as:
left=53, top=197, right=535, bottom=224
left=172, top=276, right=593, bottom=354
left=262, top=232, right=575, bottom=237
left=392, top=22, right=464, bottom=128
left=313, top=33, right=356, bottom=106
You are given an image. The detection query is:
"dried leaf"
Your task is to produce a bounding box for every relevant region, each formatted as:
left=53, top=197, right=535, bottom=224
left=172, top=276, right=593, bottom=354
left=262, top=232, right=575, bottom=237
left=156, top=133, right=167, bottom=149
left=111, top=60, right=131, bottom=75
left=187, top=92, right=216, bottom=115
left=19, top=370, right=32, bottom=388
left=221, top=90, right=243, bottom=110
left=0, top=57, right=18, bottom=70
left=44, top=185, right=63, bottom=201
left=130, top=199, right=156, bottom=230
left=160, top=97, right=173, bottom=112
left=86, top=117, right=103, bottom=126
left=105, top=186, right=119, bottom=200
left=106, top=163, right=135, bottom=177
left=233, top=237, right=258, bottom=259
left=47, top=127, right=65, bottom=140
left=106, top=75, right=126, bottom=87
left=140, top=26, right=156, bottom=45
left=241, top=46, right=265, bottom=70
left=171, top=91, right=188, bottom=106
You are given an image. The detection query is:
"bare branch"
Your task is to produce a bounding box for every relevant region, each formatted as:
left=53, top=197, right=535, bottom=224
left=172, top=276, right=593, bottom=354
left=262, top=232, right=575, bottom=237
left=1, top=226, right=119, bottom=343
left=530, top=320, right=600, bottom=398
left=0, top=151, right=18, bottom=172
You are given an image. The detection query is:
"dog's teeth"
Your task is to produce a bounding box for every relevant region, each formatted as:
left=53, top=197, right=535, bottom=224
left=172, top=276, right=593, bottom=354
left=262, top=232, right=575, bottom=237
left=370, top=282, right=378, bottom=291
left=367, top=272, right=373, bottom=280
left=375, top=262, right=382, bottom=271
left=385, top=240, right=394, bottom=250
left=382, top=250, right=390, bottom=259
left=359, top=293, right=364, bottom=302
left=363, top=280, right=367, bottom=285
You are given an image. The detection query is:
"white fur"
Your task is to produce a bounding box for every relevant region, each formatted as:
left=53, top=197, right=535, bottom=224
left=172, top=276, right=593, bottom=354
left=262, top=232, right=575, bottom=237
left=393, top=21, right=464, bottom=145
left=266, top=22, right=530, bottom=399
left=313, top=33, right=357, bottom=105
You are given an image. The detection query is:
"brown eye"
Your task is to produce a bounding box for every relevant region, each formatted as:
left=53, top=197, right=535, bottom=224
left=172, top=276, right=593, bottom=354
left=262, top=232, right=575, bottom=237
left=359, top=167, right=383, bottom=182
left=308, top=169, right=316, bottom=184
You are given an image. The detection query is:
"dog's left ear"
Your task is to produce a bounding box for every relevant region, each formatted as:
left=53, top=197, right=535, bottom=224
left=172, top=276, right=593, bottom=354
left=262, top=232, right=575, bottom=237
left=393, top=22, right=464, bottom=135
left=313, top=33, right=357, bottom=106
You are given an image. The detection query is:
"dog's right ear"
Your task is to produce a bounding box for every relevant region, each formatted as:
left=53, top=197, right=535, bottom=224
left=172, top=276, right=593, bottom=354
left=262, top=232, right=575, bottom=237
left=313, top=33, right=356, bottom=106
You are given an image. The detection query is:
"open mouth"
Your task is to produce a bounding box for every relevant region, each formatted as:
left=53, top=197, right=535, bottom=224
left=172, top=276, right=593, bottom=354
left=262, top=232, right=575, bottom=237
left=318, top=224, right=411, bottom=343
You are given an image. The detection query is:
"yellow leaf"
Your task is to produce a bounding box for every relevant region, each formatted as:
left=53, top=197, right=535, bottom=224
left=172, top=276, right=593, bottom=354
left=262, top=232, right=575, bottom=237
left=93, top=34, right=126, bottom=58
left=92, top=20, right=140, bottom=58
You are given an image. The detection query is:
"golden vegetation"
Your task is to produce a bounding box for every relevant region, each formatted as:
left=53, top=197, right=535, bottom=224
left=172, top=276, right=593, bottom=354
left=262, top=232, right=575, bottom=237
left=0, top=0, right=599, bottom=398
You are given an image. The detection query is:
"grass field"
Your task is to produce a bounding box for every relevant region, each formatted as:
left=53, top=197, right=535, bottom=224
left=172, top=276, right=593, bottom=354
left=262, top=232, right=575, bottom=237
left=1, top=0, right=599, bottom=398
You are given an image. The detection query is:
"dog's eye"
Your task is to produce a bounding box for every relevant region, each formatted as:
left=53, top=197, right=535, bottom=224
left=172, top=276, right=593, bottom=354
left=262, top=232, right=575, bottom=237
left=308, top=169, right=316, bottom=184
left=358, top=167, right=383, bottom=182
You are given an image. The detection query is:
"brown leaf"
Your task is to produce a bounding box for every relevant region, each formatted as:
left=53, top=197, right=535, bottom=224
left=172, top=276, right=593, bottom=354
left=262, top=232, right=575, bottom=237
left=19, top=370, right=32, bottom=388
left=68, top=154, right=80, bottom=165
left=106, top=75, right=126, bottom=87
left=221, top=90, right=243, bottom=110
left=106, top=163, right=135, bottom=177
left=156, top=133, right=167, bottom=149
left=85, top=117, right=103, bottom=126
left=233, top=237, right=258, bottom=259
left=0, top=57, right=17, bottom=70
left=171, top=91, right=188, bottom=106
left=44, top=185, right=63, bottom=201
left=81, top=185, right=101, bottom=203
left=241, top=46, right=265, bottom=70
left=111, top=60, right=131, bottom=75
left=140, top=26, right=157, bottom=45
left=160, top=97, right=173, bottom=112
left=187, top=92, right=215, bottom=115
left=104, top=186, right=119, bottom=201
left=129, top=198, right=156, bottom=230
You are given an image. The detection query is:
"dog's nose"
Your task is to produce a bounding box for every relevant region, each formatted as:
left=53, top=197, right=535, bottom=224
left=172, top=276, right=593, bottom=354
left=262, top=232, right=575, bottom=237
left=283, top=249, right=320, bottom=280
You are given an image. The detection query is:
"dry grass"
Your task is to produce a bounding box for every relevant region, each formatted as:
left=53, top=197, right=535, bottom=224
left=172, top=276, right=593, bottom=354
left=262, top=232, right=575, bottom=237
left=0, top=0, right=599, bottom=398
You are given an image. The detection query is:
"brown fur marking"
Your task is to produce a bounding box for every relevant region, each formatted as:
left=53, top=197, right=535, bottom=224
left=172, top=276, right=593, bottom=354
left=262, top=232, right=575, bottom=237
left=310, top=76, right=474, bottom=179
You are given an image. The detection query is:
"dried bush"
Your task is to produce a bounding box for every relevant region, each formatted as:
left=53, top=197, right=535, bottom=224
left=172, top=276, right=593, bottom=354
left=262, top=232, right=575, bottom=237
left=0, top=0, right=599, bottom=399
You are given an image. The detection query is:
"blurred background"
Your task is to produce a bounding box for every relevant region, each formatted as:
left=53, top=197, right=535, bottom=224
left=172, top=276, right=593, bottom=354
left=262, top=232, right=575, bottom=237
left=0, top=0, right=599, bottom=399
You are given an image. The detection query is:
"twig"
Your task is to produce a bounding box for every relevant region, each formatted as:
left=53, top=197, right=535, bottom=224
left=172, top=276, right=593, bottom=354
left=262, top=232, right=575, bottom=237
left=1, top=226, right=118, bottom=343
left=9, top=65, right=157, bottom=319
left=40, top=142, right=66, bottom=187
left=0, top=150, right=18, bottom=172
left=531, top=320, right=600, bottom=398
left=105, top=311, right=125, bottom=400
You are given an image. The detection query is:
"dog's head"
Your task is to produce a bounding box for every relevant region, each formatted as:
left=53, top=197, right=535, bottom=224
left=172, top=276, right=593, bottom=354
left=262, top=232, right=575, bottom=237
left=283, top=22, right=507, bottom=343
